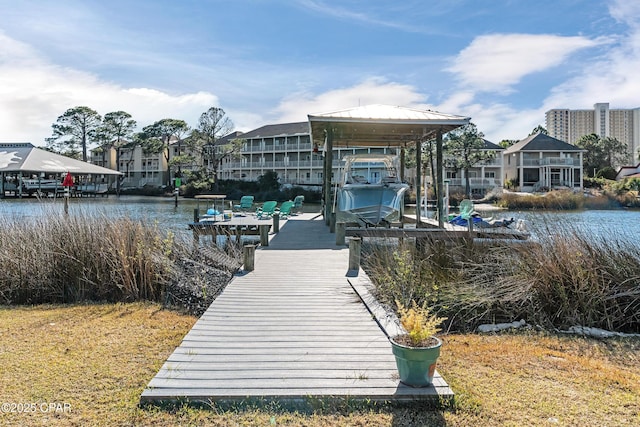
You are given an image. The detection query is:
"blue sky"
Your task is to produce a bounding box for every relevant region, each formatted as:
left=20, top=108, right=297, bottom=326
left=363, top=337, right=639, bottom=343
left=1, top=0, right=638, bottom=145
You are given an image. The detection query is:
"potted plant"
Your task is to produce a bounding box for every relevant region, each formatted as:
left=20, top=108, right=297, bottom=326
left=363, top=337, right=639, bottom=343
left=390, top=300, right=447, bottom=387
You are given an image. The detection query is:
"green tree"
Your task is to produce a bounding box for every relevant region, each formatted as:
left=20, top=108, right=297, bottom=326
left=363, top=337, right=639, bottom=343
left=499, top=139, right=518, bottom=148
left=257, top=170, right=280, bottom=192
left=529, top=125, right=548, bottom=135
left=444, top=123, right=494, bottom=198
left=601, top=136, right=628, bottom=169
left=46, top=106, right=102, bottom=161
left=98, top=111, right=137, bottom=194
left=187, top=107, right=242, bottom=191
left=140, top=118, right=189, bottom=186
left=420, top=138, right=438, bottom=203
left=576, top=133, right=628, bottom=177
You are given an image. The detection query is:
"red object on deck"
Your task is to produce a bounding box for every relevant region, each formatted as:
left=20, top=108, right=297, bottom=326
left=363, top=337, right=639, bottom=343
left=62, top=173, right=74, bottom=187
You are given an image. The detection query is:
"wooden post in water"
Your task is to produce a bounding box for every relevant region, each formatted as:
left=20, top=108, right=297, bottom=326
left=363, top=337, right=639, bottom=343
left=348, top=237, right=362, bottom=271
left=193, top=208, right=199, bottom=222
left=243, top=244, right=256, bottom=272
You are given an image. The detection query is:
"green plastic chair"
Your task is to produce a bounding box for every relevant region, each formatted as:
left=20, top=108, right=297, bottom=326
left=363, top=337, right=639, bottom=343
left=292, top=195, right=304, bottom=214
left=276, top=201, right=295, bottom=219
left=233, top=195, right=254, bottom=214
left=458, top=199, right=476, bottom=229
left=459, top=199, right=475, bottom=220
left=256, top=201, right=278, bottom=219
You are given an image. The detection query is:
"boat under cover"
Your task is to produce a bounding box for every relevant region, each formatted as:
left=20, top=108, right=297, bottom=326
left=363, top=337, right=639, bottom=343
left=336, top=154, right=409, bottom=226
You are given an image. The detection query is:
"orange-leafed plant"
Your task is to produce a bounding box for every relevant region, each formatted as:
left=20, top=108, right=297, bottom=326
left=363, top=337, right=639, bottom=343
left=395, top=300, right=447, bottom=347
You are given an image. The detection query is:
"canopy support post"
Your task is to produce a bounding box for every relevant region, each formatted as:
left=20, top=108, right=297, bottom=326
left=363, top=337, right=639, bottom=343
left=436, top=128, right=445, bottom=228
left=323, top=127, right=334, bottom=225
left=415, top=139, right=422, bottom=228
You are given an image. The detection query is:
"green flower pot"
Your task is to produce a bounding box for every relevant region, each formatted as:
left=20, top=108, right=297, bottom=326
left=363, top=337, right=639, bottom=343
left=390, top=336, right=441, bottom=387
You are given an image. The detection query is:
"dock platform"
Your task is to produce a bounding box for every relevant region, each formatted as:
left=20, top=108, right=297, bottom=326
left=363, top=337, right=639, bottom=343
left=141, top=213, right=453, bottom=406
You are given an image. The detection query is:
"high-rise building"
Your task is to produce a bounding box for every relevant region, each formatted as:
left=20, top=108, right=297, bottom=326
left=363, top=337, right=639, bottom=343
left=545, top=103, right=640, bottom=166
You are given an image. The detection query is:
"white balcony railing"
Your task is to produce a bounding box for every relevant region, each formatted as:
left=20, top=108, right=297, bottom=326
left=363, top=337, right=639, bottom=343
left=522, top=157, right=576, bottom=166
left=433, top=178, right=500, bottom=188
left=539, top=157, right=576, bottom=166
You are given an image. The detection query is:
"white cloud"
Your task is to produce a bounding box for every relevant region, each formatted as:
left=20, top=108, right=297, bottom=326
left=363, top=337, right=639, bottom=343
left=609, top=0, right=640, bottom=28
left=0, top=32, right=220, bottom=146
left=543, top=3, right=640, bottom=111
left=446, top=33, right=603, bottom=93
left=273, top=77, right=429, bottom=122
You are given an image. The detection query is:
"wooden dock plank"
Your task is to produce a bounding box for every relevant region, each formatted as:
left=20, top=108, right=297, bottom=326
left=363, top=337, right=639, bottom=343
left=141, top=215, right=453, bottom=405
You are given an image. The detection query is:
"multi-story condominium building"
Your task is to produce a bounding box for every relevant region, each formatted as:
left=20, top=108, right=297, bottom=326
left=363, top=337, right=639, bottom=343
left=90, top=122, right=505, bottom=194
left=545, top=103, right=640, bottom=165
left=90, top=145, right=168, bottom=189
left=218, top=122, right=400, bottom=188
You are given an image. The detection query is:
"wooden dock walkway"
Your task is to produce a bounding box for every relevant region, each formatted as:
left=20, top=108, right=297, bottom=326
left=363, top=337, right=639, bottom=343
left=140, top=214, right=453, bottom=405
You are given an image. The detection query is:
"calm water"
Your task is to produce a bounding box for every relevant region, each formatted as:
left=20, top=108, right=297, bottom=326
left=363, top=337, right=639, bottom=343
left=0, top=196, right=319, bottom=237
left=1, top=195, right=639, bottom=241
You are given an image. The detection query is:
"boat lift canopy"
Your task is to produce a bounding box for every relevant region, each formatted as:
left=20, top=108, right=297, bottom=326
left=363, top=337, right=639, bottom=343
left=0, top=143, right=123, bottom=175
left=307, top=104, right=470, bottom=226
left=0, top=142, right=123, bottom=197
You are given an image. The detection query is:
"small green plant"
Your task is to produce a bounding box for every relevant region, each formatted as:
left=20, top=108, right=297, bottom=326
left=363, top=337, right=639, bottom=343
left=396, top=300, right=446, bottom=347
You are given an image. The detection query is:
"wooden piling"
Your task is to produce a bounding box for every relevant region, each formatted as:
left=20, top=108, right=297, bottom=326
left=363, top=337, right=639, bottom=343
left=348, top=237, right=361, bottom=270
left=329, top=212, right=336, bottom=233
left=259, top=224, right=270, bottom=246
left=272, top=213, right=280, bottom=233
left=243, top=244, right=256, bottom=271
left=335, top=222, right=345, bottom=246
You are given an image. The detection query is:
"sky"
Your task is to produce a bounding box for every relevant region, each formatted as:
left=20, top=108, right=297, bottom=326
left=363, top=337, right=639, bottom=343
left=1, top=0, right=639, bottom=146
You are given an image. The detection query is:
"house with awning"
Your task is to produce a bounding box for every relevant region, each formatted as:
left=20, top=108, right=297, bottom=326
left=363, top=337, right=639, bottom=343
left=503, top=133, right=585, bottom=192
left=0, top=142, right=123, bottom=197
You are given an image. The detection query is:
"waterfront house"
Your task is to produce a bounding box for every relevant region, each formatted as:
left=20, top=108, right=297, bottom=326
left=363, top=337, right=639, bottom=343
left=503, top=133, right=585, bottom=192
left=439, top=138, right=504, bottom=198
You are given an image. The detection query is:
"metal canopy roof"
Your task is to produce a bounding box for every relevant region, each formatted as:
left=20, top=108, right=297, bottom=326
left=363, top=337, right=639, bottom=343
left=0, top=143, right=122, bottom=175
left=308, top=104, right=470, bottom=147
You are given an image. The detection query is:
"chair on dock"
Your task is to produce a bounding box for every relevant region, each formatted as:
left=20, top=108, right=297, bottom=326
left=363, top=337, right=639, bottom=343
left=449, top=199, right=477, bottom=230
left=292, top=195, right=304, bottom=214
left=233, top=195, right=254, bottom=215
left=459, top=199, right=474, bottom=221
left=256, top=201, right=278, bottom=219
left=276, top=200, right=295, bottom=219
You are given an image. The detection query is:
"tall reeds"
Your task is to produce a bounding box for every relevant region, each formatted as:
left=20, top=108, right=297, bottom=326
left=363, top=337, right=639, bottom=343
left=362, top=220, right=640, bottom=333
left=497, top=190, right=618, bottom=210
left=0, top=207, right=231, bottom=305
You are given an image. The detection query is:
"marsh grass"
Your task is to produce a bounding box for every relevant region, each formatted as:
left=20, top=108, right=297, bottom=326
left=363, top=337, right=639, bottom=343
left=362, top=218, right=640, bottom=333
left=0, top=208, right=240, bottom=307
left=497, top=190, right=618, bottom=210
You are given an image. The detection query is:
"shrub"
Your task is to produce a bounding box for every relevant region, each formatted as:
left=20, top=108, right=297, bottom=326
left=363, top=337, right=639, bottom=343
left=396, top=300, right=446, bottom=347
left=362, top=221, right=640, bottom=334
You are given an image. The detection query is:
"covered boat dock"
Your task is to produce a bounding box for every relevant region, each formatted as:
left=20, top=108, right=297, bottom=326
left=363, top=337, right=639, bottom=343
left=0, top=142, right=122, bottom=198
left=308, top=104, right=470, bottom=228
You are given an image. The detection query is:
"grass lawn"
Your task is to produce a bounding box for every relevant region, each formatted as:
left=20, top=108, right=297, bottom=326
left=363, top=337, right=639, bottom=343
left=0, top=303, right=638, bottom=426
